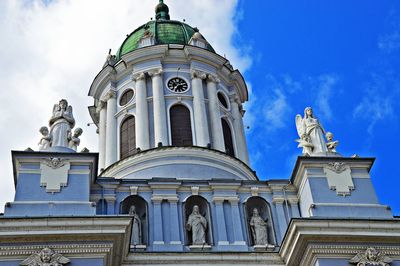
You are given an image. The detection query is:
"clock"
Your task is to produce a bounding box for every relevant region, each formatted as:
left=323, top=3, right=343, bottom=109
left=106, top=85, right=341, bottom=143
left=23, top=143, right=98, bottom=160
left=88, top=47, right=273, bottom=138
left=167, top=77, right=189, bottom=93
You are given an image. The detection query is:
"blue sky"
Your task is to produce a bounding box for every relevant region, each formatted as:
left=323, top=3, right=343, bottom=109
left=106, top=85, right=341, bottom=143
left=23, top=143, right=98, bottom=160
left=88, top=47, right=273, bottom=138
left=0, top=0, right=398, bottom=215
left=236, top=0, right=400, bottom=214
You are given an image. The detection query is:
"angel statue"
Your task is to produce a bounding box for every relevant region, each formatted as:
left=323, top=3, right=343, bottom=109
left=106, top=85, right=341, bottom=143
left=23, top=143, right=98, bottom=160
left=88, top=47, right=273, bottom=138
left=295, top=107, right=328, bottom=155
left=349, top=247, right=392, bottom=266
left=19, top=247, right=70, bottom=266
left=49, top=99, right=75, bottom=148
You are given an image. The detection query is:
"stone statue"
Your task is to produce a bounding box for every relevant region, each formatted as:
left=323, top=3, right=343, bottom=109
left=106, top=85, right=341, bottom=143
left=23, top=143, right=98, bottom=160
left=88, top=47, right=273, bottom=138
left=325, top=132, right=339, bottom=153
left=20, top=247, right=70, bottom=266
left=186, top=205, right=207, bottom=245
left=295, top=133, right=313, bottom=156
left=295, top=107, right=328, bottom=155
left=249, top=208, right=269, bottom=245
left=49, top=99, right=75, bottom=147
left=349, top=247, right=392, bottom=266
left=129, top=205, right=142, bottom=245
left=38, top=126, right=52, bottom=151
left=68, top=128, right=83, bottom=151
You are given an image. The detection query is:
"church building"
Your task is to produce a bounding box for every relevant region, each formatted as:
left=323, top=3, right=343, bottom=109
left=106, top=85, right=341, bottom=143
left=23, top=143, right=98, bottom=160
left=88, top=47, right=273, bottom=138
left=0, top=1, right=399, bottom=265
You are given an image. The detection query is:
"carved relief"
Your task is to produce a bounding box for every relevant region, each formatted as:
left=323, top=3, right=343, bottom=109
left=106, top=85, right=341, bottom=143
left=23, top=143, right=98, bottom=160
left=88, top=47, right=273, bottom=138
left=324, top=162, right=354, bottom=196
left=349, top=247, right=392, bottom=266
left=44, top=158, right=67, bottom=169
left=40, top=158, right=70, bottom=193
left=326, top=162, right=347, bottom=173
left=20, top=247, right=70, bottom=266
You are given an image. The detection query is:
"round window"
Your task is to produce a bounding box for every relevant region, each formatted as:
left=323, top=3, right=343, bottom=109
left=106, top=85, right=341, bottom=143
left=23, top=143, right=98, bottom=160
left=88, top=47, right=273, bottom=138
left=119, top=89, right=134, bottom=106
left=217, top=92, right=228, bottom=109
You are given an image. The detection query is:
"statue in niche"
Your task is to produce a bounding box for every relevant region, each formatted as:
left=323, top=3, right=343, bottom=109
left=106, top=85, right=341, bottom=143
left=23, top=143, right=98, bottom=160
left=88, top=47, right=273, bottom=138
left=349, top=247, right=392, bottom=266
left=20, top=247, right=70, bottom=266
left=325, top=132, right=339, bottom=153
left=129, top=205, right=142, bottom=245
left=38, top=126, right=52, bottom=151
left=296, top=107, right=331, bottom=155
left=49, top=99, right=75, bottom=147
left=249, top=208, right=269, bottom=245
left=68, top=127, right=83, bottom=151
left=186, top=205, right=207, bottom=245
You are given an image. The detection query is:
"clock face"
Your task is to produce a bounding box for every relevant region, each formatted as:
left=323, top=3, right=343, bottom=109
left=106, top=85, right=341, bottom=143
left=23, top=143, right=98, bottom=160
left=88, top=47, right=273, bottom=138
left=167, top=77, right=189, bottom=93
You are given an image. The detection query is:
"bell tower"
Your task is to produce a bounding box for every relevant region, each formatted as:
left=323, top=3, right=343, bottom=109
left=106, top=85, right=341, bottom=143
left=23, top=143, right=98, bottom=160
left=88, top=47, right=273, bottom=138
left=89, top=1, right=250, bottom=177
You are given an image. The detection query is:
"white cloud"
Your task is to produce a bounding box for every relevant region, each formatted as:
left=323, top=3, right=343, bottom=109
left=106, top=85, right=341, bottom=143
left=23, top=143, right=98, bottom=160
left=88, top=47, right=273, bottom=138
left=353, top=91, right=394, bottom=134
left=313, top=74, right=338, bottom=121
left=0, top=0, right=250, bottom=212
left=263, top=89, right=290, bottom=130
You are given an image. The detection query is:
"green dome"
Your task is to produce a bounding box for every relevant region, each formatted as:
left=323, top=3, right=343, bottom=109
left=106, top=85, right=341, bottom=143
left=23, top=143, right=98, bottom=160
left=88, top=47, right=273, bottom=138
left=115, top=1, right=215, bottom=60
left=116, top=20, right=215, bottom=60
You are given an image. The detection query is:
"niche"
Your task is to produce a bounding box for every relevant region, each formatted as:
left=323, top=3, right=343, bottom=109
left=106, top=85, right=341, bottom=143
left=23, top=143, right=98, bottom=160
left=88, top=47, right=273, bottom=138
left=120, top=195, right=148, bottom=246
left=244, top=196, right=276, bottom=246
left=183, top=195, right=213, bottom=246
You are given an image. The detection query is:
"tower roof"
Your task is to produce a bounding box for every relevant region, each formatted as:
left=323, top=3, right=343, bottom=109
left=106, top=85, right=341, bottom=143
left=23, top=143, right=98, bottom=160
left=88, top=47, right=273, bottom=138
left=115, top=1, right=215, bottom=60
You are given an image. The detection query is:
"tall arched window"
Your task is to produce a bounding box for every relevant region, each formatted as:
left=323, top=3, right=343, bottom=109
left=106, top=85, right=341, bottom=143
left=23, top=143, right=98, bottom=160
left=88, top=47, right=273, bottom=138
left=170, top=105, right=193, bottom=146
left=222, top=118, right=234, bottom=157
left=120, top=116, right=136, bottom=159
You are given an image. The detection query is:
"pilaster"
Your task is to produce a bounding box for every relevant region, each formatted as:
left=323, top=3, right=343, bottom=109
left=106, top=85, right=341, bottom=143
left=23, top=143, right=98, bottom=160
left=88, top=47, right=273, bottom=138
left=133, top=72, right=150, bottom=150
left=191, top=70, right=210, bottom=147
left=96, top=101, right=107, bottom=171
left=104, top=89, right=117, bottom=167
left=207, top=74, right=225, bottom=152
left=149, top=69, right=168, bottom=147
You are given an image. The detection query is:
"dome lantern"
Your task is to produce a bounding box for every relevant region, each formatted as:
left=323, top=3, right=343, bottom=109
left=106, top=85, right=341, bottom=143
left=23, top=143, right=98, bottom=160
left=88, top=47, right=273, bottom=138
left=155, top=0, right=170, bottom=20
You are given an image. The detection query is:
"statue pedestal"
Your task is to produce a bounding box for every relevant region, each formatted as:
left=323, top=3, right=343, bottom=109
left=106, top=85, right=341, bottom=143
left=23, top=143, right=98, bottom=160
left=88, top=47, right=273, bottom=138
left=130, top=244, right=146, bottom=250
left=188, top=244, right=211, bottom=251
left=253, top=244, right=275, bottom=251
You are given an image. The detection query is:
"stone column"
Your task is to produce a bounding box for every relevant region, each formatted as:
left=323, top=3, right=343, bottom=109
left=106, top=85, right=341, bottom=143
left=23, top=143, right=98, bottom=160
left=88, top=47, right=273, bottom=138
left=206, top=74, right=224, bottom=151
left=228, top=198, right=246, bottom=245
left=96, top=101, right=107, bottom=171
left=230, top=96, right=249, bottom=164
left=133, top=72, right=150, bottom=150
left=152, top=198, right=164, bottom=245
left=168, top=197, right=182, bottom=245
left=149, top=69, right=168, bottom=146
left=191, top=70, right=210, bottom=147
left=213, top=197, right=228, bottom=246
left=273, top=197, right=288, bottom=240
left=104, top=90, right=117, bottom=167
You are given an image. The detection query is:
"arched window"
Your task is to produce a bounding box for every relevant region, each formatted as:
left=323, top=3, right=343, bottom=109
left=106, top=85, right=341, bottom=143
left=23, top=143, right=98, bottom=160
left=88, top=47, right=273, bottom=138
left=221, top=118, right=234, bottom=157
left=120, top=116, right=136, bottom=159
left=170, top=105, right=193, bottom=146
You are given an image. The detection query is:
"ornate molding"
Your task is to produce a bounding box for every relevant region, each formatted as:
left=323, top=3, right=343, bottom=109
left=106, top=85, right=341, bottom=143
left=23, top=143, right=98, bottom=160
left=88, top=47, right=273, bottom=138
left=148, top=69, right=163, bottom=77
left=95, top=100, right=106, bottom=113
left=191, top=186, right=199, bottom=196
left=132, top=72, right=146, bottom=81
left=325, top=162, right=348, bottom=173
left=207, top=74, right=220, bottom=83
left=20, top=248, right=70, bottom=266
left=349, top=247, right=393, bottom=266
left=251, top=186, right=259, bottom=196
left=43, top=158, right=67, bottom=169
left=191, top=70, right=207, bottom=80
left=130, top=186, right=139, bottom=195
left=104, top=89, right=117, bottom=101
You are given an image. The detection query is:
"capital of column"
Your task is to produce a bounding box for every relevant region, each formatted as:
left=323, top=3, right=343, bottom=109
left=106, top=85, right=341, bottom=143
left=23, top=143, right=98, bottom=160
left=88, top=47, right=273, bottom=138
left=229, top=95, right=241, bottom=105
left=104, top=195, right=117, bottom=202
left=287, top=197, right=299, bottom=204
left=272, top=196, right=286, bottom=204
left=95, top=100, right=106, bottom=113
left=207, top=74, right=220, bottom=83
left=212, top=196, right=239, bottom=204
left=191, top=69, right=207, bottom=80
left=148, top=68, right=163, bottom=77
left=151, top=195, right=179, bottom=203
left=132, top=72, right=146, bottom=81
left=104, top=89, right=117, bottom=101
